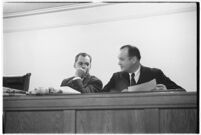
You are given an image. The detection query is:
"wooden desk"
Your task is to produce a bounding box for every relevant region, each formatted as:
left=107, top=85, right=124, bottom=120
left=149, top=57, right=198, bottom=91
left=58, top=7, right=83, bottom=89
left=3, top=92, right=198, bottom=133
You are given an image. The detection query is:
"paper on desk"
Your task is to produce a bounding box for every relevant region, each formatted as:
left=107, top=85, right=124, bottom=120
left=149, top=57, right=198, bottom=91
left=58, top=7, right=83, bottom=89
left=59, top=86, right=81, bottom=94
left=3, top=87, right=26, bottom=94
left=128, top=79, right=156, bottom=92
left=28, top=86, right=81, bottom=95
left=51, top=86, right=81, bottom=94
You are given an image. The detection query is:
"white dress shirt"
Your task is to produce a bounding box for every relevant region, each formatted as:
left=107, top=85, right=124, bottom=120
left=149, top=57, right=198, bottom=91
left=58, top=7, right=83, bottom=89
left=129, top=65, right=141, bottom=84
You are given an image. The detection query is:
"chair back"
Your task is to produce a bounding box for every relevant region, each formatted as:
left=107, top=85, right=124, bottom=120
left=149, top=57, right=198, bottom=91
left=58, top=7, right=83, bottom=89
left=3, top=73, right=31, bottom=91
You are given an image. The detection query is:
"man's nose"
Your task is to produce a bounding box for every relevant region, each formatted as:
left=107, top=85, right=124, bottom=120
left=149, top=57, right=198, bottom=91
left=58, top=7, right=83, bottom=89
left=118, top=61, right=121, bottom=65
left=81, top=64, right=87, bottom=69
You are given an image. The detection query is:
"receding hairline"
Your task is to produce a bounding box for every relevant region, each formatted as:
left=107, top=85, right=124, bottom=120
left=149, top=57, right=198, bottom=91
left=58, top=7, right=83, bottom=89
left=75, top=53, right=92, bottom=63
left=77, top=55, right=91, bottom=60
left=120, top=45, right=141, bottom=60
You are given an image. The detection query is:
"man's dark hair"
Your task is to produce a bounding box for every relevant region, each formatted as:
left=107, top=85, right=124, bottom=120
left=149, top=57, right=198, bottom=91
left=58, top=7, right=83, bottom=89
left=75, top=52, right=92, bottom=63
left=120, top=45, right=141, bottom=60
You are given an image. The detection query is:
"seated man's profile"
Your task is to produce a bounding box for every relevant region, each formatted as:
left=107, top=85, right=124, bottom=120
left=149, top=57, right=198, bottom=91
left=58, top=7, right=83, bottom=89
left=103, top=45, right=185, bottom=92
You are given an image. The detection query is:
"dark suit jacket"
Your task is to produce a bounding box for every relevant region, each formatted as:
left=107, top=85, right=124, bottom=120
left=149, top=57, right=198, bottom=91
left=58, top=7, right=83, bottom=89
left=103, top=66, right=184, bottom=92
left=61, top=74, right=103, bottom=93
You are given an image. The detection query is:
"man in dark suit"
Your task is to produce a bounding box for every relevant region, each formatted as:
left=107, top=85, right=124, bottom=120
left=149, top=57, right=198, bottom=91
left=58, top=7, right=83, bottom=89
left=103, top=45, right=185, bottom=92
left=61, top=53, right=103, bottom=93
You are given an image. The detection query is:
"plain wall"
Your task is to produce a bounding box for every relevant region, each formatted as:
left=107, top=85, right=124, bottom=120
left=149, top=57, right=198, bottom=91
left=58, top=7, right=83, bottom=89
left=3, top=3, right=197, bottom=91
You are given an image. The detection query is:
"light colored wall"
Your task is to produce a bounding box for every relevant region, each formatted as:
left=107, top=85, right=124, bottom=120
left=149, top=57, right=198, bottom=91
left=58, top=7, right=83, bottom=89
left=3, top=3, right=197, bottom=91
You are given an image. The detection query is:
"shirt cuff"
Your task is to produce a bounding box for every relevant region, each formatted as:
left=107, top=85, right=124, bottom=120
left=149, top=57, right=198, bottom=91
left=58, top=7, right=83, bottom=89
left=73, top=77, right=82, bottom=80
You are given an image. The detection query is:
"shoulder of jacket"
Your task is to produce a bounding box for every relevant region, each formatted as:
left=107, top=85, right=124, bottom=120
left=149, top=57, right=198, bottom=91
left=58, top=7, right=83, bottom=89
left=89, top=75, right=103, bottom=85
left=89, top=75, right=102, bottom=82
left=110, top=72, right=121, bottom=77
left=147, top=67, right=162, bottom=73
left=62, top=77, right=74, bottom=82
left=141, top=65, right=162, bottom=74
left=113, top=71, right=125, bottom=75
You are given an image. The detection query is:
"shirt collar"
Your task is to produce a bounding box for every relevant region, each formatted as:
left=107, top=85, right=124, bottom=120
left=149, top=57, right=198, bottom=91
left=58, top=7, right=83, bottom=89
left=129, top=65, right=141, bottom=76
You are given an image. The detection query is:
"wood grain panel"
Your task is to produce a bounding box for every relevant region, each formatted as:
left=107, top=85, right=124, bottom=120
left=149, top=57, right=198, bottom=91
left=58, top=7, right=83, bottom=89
left=5, top=111, right=64, bottom=133
left=63, top=110, right=75, bottom=133
left=3, top=92, right=197, bottom=133
left=144, top=109, right=159, bottom=133
left=160, top=109, right=197, bottom=133
left=76, top=109, right=160, bottom=133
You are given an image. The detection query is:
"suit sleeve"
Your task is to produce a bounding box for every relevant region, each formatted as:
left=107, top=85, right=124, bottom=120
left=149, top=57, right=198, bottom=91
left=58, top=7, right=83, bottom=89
left=155, top=69, right=185, bottom=91
left=61, top=77, right=103, bottom=93
left=102, top=74, right=116, bottom=92
left=60, top=78, right=72, bottom=87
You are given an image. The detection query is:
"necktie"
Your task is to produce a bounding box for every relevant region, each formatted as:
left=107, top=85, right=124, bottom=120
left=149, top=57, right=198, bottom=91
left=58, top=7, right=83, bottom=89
left=130, top=73, right=136, bottom=86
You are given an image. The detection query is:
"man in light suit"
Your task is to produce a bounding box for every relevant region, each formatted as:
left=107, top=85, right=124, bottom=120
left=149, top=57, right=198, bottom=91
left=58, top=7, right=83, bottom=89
left=103, top=45, right=185, bottom=92
left=61, top=53, right=103, bottom=93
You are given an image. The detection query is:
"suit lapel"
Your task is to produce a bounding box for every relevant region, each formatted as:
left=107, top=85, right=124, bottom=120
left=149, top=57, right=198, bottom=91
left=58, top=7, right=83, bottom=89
left=122, top=72, right=130, bottom=86
left=82, top=74, right=90, bottom=87
left=137, top=65, right=145, bottom=84
left=67, top=77, right=75, bottom=84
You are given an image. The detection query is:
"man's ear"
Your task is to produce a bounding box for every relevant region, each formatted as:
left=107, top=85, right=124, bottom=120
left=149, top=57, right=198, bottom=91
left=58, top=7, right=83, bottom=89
left=73, top=63, right=76, bottom=68
left=131, top=57, right=137, bottom=64
left=89, top=63, right=91, bottom=69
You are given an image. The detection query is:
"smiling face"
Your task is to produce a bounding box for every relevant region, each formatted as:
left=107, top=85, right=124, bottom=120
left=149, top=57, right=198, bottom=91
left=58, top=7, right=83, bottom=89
left=118, top=47, right=136, bottom=73
left=74, top=55, right=91, bottom=73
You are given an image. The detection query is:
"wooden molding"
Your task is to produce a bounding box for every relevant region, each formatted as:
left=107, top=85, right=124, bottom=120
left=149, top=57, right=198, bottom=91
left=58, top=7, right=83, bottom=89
left=3, top=92, right=197, bottom=110
left=3, top=3, right=110, bottom=18
left=3, top=3, right=196, bottom=33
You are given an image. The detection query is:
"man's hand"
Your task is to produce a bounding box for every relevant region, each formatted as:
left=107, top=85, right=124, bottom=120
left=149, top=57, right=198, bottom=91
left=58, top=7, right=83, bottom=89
left=75, top=68, right=86, bottom=78
left=121, top=89, right=128, bottom=92
left=154, top=84, right=167, bottom=91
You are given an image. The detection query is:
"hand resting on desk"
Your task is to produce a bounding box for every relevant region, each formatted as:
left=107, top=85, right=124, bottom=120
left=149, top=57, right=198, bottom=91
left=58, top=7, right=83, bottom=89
left=154, top=84, right=167, bottom=91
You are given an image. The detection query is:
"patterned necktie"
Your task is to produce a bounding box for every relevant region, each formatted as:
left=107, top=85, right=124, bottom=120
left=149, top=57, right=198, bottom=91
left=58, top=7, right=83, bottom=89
left=130, top=73, right=136, bottom=86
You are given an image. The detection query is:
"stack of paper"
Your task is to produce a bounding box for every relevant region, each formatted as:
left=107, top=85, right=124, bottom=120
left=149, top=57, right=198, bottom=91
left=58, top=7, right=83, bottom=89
left=54, top=86, right=81, bottom=94
left=128, top=79, right=156, bottom=92
left=3, top=87, right=26, bottom=96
